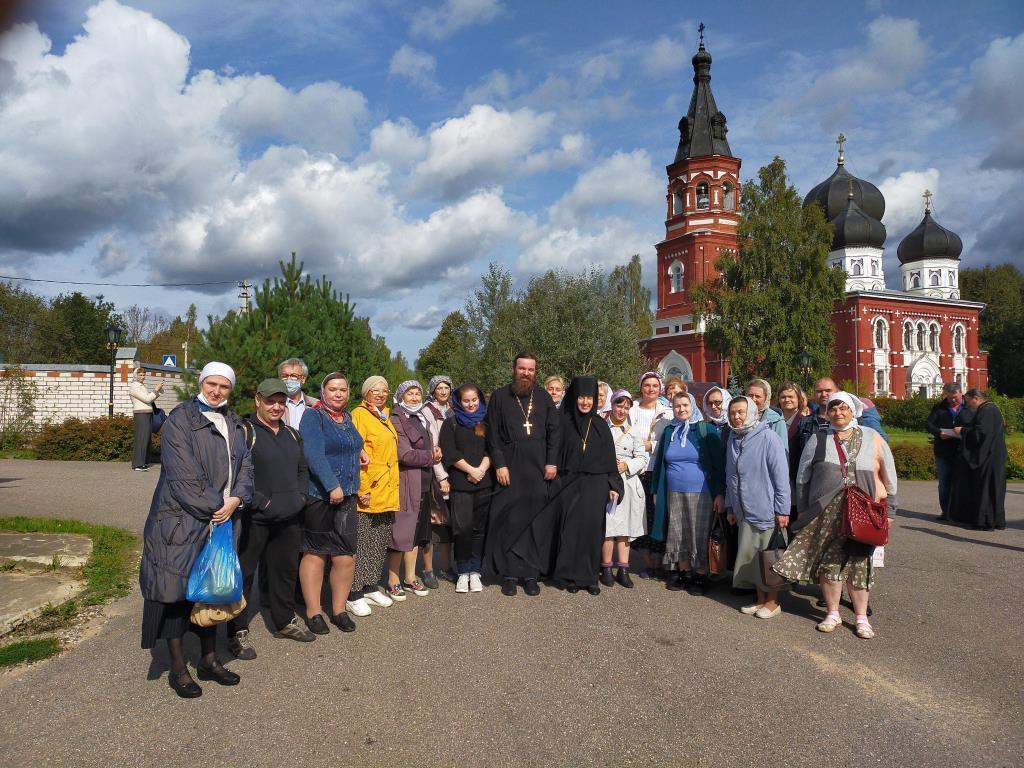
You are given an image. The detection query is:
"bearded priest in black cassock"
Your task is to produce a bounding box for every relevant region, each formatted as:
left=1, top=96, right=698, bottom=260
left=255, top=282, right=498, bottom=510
left=483, top=353, right=562, bottom=596
left=949, top=389, right=1007, bottom=530
left=513, top=376, right=624, bottom=595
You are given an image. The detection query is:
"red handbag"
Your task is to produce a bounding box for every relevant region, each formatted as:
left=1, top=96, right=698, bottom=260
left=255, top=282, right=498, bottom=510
left=834, top=434, right=890, bottom=547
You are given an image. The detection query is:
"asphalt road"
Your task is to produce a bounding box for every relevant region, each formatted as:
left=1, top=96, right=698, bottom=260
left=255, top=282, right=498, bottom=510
left=1, top=459, right=1022, bottom=768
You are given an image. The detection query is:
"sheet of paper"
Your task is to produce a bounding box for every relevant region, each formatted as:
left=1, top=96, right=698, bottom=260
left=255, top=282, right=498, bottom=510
left=940, top=428, right=960, bottom=438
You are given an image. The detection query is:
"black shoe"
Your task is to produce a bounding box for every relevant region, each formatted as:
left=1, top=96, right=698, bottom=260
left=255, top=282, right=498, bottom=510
left=586, top=584, right=601, bottom=595
left=689, top=574, right=709, bottom=595
left=169, top=670, right=202, bottom=698
left=196, top=663, right=240, bottom=686
left=330, top=611, right=356, bottom=632
left=565, top=581, right=579, bottom=594
left=599, top=568, right=615, bottom=587
left=501, top=578, right=517, bottom=597
left=304, top=614, right=330, bottom=635
left=523, top=578, right=541, bottom=596
left=615, top=568, right=634, bottom=588
left=421, top=570, right=439, bottom=590
left=666, top=572, right=689, bottom=591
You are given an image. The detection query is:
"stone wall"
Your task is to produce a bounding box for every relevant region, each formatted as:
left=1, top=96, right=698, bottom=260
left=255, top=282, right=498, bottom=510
left=0, top=348, right=191, bottom=427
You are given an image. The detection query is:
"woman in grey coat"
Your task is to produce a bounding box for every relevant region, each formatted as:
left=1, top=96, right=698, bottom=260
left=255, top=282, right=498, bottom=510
left=139, top=362, right=253, bottom=698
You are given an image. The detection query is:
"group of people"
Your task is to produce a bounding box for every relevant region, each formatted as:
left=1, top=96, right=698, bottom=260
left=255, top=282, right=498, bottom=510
left=139, top=353, right=911, bottom=699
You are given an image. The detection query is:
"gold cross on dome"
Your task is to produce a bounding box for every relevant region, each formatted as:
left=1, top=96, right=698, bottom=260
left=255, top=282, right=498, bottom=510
left=699, top=22, right=705, bottom=46
left=923, top=189, right=933, bottom=213
left=836, top=133, right=846, bottom=165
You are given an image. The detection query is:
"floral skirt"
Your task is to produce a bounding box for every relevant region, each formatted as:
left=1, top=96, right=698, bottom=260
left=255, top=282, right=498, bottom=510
left=772, top=490, right=874, bottom=591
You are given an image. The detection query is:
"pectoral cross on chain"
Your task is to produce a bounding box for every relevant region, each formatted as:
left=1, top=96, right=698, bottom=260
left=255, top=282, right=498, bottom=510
left=523, top=421, right=533, bottom=436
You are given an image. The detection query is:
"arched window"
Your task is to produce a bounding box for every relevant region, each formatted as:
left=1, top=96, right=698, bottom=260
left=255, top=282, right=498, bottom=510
left=669, top=260, right=684, bottom=293
left=947, top=270, right=955, bottom=287
left=696, top=182, right=709, bottom=210
left=673, top=189, right=684, bottom=215
left=903, top=322, right=913, bottom=351
left=875, top=370, right=886, bottom=394
left=874, top=318, right=886, bottom=349
left=911, top=272, right=921, bottom=289
left=722, top=182, right=734, bottom=209
left=953, top=324, right=965, bottom=354
left=852, top=260, right=863, bottom=276
left=929, top=271, right=940, bottom=287
left=871, top=260, right=879, bottom=276
left=916, top=322, right=926, bottom=351
left=929, top=324, right=940, bottom=352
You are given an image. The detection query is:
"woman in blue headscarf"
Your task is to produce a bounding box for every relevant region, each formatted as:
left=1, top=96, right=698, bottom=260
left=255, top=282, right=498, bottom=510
left=651, top=392, right=724, bottom=594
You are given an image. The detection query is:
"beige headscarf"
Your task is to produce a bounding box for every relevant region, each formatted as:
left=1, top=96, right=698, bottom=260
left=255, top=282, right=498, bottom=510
left=361, top=375, right=389, bottom=399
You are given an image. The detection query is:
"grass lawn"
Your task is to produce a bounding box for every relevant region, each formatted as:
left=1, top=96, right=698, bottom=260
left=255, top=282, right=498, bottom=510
left=0, top=638, right=62, bottom=667
left=887, top=427, right=1023, bottom=446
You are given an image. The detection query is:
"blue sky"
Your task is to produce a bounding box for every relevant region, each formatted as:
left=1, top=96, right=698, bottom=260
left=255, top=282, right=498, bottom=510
left=1, top=0, right=1021, bottom=362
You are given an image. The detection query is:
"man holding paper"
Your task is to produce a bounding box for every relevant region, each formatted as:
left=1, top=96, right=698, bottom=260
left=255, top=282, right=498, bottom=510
left=925, top=382, right=964, bottom=522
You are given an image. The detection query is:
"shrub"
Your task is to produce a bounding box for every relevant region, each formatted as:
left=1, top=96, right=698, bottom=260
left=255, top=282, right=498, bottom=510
left=890, top=443, right=935, bottom=479
left=33, top=415, right=161, bottom=461
left=874, top=396, right=937, bottom=431
left=1008, top=444, right=1024, bottom=481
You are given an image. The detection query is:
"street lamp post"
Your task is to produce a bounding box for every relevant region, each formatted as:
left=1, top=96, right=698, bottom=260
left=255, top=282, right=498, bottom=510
left=104, top=323, right=123, bottom=417
left=797, top=350, right=813, bottom=393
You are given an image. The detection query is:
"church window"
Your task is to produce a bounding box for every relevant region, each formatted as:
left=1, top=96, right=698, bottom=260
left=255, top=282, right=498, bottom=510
left=875, top=370, right=886, bottom=394
left=722, top=182, right=735, bottom=209
left=947, top=270, right=955, bottom=287
left=669, top=260, right=684, bottom=293
left=852, top=260, right=863, bottom=277
left=953, top=324, right=965, bottom=354
left=873, top=318, right=887, bottom=349
left=871, top=260, right=879, bottom=276
left=903, top=322, right=913, bottom=351
left=929, top=324, right=940, bottom=353
left=911, top=272, right=921, bottom=289
left=673, top=189, right=684, bottom=215
left=916, top=322, right=926, bottom=351
left=929, top=271, right=940, bottom=287
left=696, top=182, right=709, bottom=210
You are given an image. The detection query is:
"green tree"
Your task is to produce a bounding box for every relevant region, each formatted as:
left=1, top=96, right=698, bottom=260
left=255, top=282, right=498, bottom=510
left=47, top=292, right=120, bottom=365
left=0, top=282, right=59, bottom=363
left=465, top=263, right=519, bottom=392
left=691, top=156, right=844, bottom=386
left=961, top=264, right=1024, bottom=396
left=142, top=304, right=199, bottom=365
left=194, top=255, right=391, bottom=406
left=415, top=311, right=475, bottom=385
left=608, top=254, right=653, bottom=342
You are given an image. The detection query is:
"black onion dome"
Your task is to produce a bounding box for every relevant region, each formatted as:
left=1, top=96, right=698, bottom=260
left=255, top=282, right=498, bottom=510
left=803, top=164, right=885, bottom=222
left=897, top=210, right=963, bottom=264
left=829, top=196, right=886, bottom=249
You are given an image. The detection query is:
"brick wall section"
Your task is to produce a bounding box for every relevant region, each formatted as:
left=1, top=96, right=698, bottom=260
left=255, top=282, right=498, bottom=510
left=1, top=352, right=192, bottom=427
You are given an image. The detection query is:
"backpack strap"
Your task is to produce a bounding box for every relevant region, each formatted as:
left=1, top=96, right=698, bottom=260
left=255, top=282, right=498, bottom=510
left=812, top=430, right=828, bottom=466
left=242, top=420, right=256, bottom=451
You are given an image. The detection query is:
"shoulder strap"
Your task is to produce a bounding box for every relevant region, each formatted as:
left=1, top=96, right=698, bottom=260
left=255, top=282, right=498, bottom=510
left=242, top=421, right=256, bottom=451
left=812, top=431, right=828, bottom=465
left=833, top=433, right=848, bottom=478
left=283, top=424, right=300, bottom=443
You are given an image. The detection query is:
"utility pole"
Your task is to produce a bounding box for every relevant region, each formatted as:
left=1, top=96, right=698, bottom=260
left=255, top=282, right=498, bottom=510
left=181, top=339, right=189, bottom=369
left=238, top=279, right=251, bottom=315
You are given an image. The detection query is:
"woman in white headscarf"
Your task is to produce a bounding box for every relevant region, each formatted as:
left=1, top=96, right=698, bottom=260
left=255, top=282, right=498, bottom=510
left=128, top=367, right=164, bottom=471
left=650, top=393, right=724, bottom=594
left=773, top=392, right=897, bottom=639
left=139, top=362, right=253, bottom=698
left=601, top=389, right=648, bottom=588
left=701, top=386, right=732, bottom=443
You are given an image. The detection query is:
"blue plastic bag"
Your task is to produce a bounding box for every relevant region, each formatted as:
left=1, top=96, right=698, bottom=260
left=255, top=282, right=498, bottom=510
left=186, top=520, right=242, bottom=603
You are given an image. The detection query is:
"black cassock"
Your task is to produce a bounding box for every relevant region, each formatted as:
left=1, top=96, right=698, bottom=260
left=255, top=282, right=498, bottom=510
left=511, top=377, right=624, bottom=587
left=949, top=401, right=1007, bottom=530
left=483, top=383, right=561, bottom=579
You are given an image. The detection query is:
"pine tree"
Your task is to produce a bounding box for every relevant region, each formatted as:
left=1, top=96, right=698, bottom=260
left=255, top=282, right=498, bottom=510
left=415, top=311, right=475, bottom=385
left=194, top=255, right=391, bottom=405
left=690, top=157, right=844, bottom=387
left=608, top=254, right=653, bottom=342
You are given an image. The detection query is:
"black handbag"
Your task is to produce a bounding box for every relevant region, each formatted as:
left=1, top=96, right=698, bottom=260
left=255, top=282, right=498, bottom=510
left=151, top=402, right=167, bottom=433
left=758, top=524, right=789, bottom=590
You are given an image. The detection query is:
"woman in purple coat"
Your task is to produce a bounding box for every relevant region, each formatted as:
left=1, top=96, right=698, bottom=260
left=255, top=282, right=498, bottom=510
left=386, top=380, right=438, bottom=600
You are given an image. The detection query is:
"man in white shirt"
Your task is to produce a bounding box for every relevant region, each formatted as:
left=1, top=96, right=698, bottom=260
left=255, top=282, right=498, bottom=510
left=278, top=358, right=319, bottom=429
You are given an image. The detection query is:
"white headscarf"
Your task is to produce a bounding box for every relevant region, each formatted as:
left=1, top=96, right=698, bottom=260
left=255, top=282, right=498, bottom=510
left=702, top=386, right=732, bottom=427
left=826, top=391, right=862, bottom=429
left=728, top=396, right=760, bottom=436
left=198, top=361, right=236, bottom=388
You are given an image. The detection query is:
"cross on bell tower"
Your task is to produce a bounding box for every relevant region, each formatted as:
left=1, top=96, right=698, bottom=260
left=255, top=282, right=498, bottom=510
left=836, top=133, right=846, bottom=165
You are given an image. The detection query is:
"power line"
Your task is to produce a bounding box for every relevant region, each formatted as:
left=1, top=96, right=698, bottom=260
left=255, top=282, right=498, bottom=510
left=0, top=275, right=237, bottom=288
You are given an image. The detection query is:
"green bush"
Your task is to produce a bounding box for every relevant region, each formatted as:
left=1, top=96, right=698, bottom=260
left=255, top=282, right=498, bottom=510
left=33, top=415, right=160, bottom=461
left=987, top=393, right=1024, bottom=434
left=1009, top=444, right=1024, bottom=481
left=890, top=443, right=936, bottom=479
left=874, top=396, right=937, bottom=431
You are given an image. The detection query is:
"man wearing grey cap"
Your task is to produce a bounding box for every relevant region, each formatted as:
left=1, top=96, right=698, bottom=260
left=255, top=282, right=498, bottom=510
left=228, top=377, right=316, bottom=659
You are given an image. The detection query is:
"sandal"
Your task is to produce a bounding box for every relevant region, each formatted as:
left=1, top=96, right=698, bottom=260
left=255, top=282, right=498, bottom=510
left=816, top=612, right=842, bottom=633
left=855, top=617, right=875, bottom=639
left=403, top=580, right=429, bottom=597
left=385, top=583, right=407, bottom=601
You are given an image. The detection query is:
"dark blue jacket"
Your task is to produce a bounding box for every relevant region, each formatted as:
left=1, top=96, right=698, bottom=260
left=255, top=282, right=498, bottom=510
left=300, top=407, right=364, bottom=499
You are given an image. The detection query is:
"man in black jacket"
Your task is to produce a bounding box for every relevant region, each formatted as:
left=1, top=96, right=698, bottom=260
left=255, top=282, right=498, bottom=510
left=228, top=378, right=315, bottom=658
left=925, top=382, right=964, bottom=522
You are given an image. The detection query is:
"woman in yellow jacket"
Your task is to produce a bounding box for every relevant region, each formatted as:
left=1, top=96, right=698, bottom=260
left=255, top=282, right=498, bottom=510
left=348, top=375, right=400, bottom=615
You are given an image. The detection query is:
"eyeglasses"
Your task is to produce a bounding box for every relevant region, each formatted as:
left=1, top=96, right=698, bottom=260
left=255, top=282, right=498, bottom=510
left=280, top=373, right=303, bottom=380
left=707, top=399, right=723, bottom=406
left=368, top=389, right=390, bottom=396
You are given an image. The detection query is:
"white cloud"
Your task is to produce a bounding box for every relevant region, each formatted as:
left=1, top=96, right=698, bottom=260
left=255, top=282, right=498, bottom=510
left=643, top=35, right=685, bottom=76
left=364, top=118, right=428, bottom=170
left=878, top=167, right=940, bottom=238
left=388, top=45, right=440, bottom=93
left=548, top=150, right=661, bottom=226
left=517, top=220, right=654, bottom=274
left=410, top=0, right=503, bottom=41
left=579, top=53, right=621, bottom=88
left=959, top=32, right=1024, bottom=170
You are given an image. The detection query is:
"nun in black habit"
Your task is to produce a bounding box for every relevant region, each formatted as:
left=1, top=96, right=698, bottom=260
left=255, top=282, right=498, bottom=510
left=512, top=377, right=624, bottom=594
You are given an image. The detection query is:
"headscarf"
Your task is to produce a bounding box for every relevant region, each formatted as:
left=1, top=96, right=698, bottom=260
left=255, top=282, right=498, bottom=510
left=669, top=393, right=703, bottom=447
left=728, top=396, right=760, bottom=436
left=639, top=371, right=663, bottom=394
left=747, top=378, right=772, bottom=413
left=427, top=375, right=453, bottom=400
left=562, top=376, right=617, bottom=474
left=451, top=382, right=488, bottom=427
left=395, top=380, right=425, bottom=418
left=702, top=386, right=732, bottom=427
left=196, top=361, right=235, bottom=410
left=132, top=366, right=144, bottom=379
left=317, top=372, right=348, bottom=417
left=597, top=381, right=611, bottom=414
left=361, top=375, right=388, bottom=398
left=606, top=389, right=633, bottom=426
left=826, top=392, right=862, bottom=430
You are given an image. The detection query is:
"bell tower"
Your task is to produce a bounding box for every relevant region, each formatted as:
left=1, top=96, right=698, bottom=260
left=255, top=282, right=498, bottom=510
left=644, top=24, right=741, bottom=383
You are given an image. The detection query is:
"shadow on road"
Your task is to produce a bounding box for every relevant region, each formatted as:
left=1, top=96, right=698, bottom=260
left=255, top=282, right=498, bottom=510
left=902, top=525, right=1024, bottom=553
left=898, top=507, right=1022, bottom=531
left=0, top=477, right=22, bottom=486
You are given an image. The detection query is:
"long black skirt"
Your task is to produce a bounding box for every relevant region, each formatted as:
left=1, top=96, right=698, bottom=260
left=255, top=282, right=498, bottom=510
left=141, top=599, right=214, bottom=649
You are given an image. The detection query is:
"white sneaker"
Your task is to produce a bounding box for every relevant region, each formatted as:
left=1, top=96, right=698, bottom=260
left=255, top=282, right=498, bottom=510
left=469, top=572, right=483, bottom=592
left=455, top=574, right=470, bottom=593
left=346, top=598, right=371, bottom=617
left=365, top=589, right=394, bottom=607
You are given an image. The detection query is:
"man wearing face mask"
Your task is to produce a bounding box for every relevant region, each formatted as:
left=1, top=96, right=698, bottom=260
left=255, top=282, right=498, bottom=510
left=279, top=358, right=320, bottom=429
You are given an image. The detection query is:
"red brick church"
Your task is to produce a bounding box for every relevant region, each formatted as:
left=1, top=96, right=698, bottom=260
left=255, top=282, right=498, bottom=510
left=641, top=30, right=988, bottom=398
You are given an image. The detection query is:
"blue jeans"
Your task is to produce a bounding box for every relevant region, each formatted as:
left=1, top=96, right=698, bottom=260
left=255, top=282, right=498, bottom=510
left=935, top=454, right=955, bottom=517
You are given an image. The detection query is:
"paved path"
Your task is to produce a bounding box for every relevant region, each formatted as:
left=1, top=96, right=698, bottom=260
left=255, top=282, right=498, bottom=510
left=1, top=459, right=1022, bottom=767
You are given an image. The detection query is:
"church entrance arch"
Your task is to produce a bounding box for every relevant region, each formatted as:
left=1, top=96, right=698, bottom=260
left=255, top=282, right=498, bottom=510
left=658, top=350, right=694, bottom=382
left=908, top=357, right=941, bottom=398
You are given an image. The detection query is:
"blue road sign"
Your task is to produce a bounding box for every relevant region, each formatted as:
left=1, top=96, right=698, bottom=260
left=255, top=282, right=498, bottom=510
left=162, top=355, right=177, bottom=367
